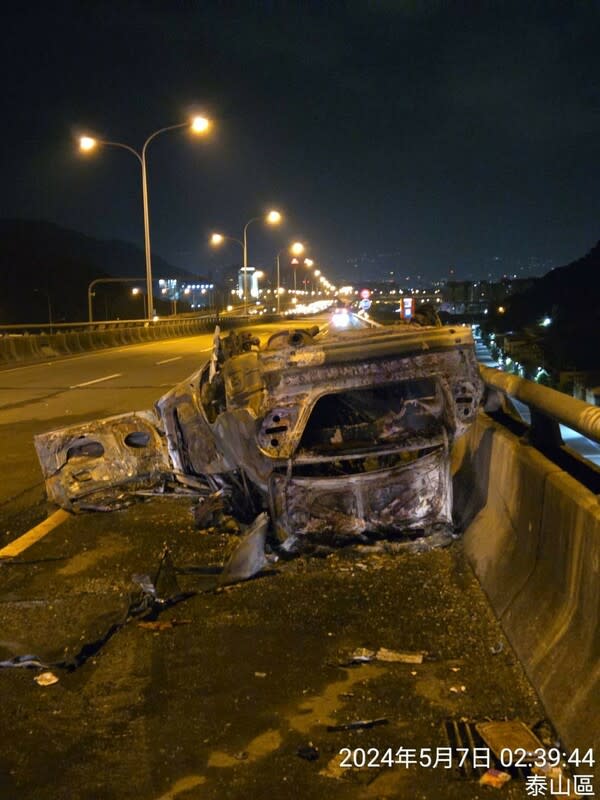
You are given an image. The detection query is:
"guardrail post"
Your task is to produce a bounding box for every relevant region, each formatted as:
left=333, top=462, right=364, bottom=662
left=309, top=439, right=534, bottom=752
left=526, top=409, right=564, bottom=451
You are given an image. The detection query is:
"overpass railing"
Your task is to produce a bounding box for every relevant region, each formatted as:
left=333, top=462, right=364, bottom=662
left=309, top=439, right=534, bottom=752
left=480, top=363, right=600, bottom=491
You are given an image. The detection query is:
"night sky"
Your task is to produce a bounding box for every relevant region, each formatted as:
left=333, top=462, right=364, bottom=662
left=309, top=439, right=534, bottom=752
left=2, top=1, right=599, bottom=283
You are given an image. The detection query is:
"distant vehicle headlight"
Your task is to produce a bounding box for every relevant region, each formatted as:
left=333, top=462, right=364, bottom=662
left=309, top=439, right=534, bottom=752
left=332, top=309, right=350, bottom=328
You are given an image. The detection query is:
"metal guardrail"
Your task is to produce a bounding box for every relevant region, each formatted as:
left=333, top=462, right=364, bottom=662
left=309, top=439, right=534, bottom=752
left=480, top=363, right=600, bottom=492
left=480, top=364, right=600, bottom=445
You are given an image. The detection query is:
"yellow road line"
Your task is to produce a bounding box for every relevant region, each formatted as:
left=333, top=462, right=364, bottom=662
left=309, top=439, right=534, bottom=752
left=0, top=509, right=70, bottom=559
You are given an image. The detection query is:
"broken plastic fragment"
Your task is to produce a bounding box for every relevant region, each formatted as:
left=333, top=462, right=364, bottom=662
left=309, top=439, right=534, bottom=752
left=479, top=769, right=511, bottom=788
left=350, top=647, right=376, bottom=662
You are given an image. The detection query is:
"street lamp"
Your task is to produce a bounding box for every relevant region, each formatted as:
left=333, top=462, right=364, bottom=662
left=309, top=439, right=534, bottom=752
left=131, top=286, right=148, bottom=319
left=243, top=211, right=282, bottom=315
left=275, top=241, right=304, bottom=314
left=210, top=232, right=244, bottom=308
left=211, top=213, right=282, bottom=315
left=87, top=276, right=146, bottom=322
left=301, top=258, right=314, bottom=294
left=288, top=241, right=305, bottom=292
left=79, top=115, right=212, bottom=321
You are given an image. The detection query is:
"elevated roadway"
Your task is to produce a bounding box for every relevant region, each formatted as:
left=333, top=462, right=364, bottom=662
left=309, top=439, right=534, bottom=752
left=0, top=322, right=597, bottom=799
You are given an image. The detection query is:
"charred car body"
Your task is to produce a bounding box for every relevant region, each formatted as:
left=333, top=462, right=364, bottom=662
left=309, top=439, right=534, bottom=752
left=35, top=321, right=483, bottom=548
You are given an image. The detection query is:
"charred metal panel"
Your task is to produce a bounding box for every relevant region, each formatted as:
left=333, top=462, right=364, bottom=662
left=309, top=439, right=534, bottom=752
left=156, top=370, right=233, bottom=477
left=34, top=411, right=170, bottom=511
left=220, top=351, right=266, bottom=415
left=256, top=348, right=481, bottom=461
left=269, top=447, right=451, bottom=541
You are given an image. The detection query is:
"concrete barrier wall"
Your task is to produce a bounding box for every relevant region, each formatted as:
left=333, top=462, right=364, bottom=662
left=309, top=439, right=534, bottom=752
left=0, top=317, right=219, bottom=366
left=453, top=412, right=600, bottom=756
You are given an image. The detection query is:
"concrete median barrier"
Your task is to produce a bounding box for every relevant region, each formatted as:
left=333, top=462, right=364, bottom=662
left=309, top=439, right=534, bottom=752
left=0, top=317, right=249, bottom=367
left=455, top=412, right=600, bottom=756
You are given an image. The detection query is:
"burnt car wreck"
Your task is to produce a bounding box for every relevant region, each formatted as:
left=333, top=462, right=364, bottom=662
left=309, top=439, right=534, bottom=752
left=35, top=321, right=483, bottom=551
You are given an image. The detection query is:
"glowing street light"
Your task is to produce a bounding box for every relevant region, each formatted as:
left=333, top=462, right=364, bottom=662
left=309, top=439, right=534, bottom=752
left=300, top=258, right=315, bottom=293
left=79, top=115, right=212, bottom=320
left=212, top=211, right=282, bottom=315
left=242, top=211, right=282, bottom=313
left=275, top=241, right=304, bottom=315
left=131, top=286, right=147, bottom=318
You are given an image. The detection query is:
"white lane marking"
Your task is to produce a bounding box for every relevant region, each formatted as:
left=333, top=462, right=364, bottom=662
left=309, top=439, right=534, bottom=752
left=156, top=356, right=182, bottom=365
left=69, top=372, right=122, bottom=389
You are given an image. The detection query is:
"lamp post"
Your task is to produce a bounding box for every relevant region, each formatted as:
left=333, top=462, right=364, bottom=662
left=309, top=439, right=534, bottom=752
left=79, top=115, right=211, bottom=322
left=288, top=242, right=305, bottom=294
left=243, top=211, right=281, bottom=315
left=275, top=241, right=304, bottom=314
left=131, top=286, right=147, bottom=319
left=212, top=211, right=282, bottom=315
left=298, top=257, right=313, bottom=294
left=210, top=232, right=244, bottom=309
left=87, top=276, right=146, bottom=322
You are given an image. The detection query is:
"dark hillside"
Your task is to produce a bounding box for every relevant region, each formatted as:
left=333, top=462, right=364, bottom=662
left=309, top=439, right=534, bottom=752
left=498, top=239, right=600, bottom=371
left=0, top=220, right=194, bottom=323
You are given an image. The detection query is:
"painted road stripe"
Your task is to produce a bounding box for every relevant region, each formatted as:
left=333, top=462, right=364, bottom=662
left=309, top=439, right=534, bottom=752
left=0, top=509, right=70, bottom=559
left=156, top=356, right=182, bottom=365
left=69, top=372, right=122, bottom=389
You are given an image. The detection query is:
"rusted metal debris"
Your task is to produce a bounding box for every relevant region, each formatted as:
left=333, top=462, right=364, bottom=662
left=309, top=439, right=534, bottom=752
left=34, top=321, right=483, bottom=549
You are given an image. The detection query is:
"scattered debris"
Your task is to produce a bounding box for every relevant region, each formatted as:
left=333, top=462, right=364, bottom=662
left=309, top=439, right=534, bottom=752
left=0, top=654, right=48, bottom=669
left=297, top=743, right=320, bottom=761
left=342, top=646, right=426, bottom=666
left=327, top=718, right=389, bottom=732
left=34, top=671, right=59, bottom=686
left=348, top=647, right=376, bottom=663
left=192, top=490, right=226, bottom=529
left=479, top=768, right=511, bottom=788
left=530, top=719, right=555, bottom=748
left=375, top=647, right=425, bottom=664
left=475, top=720, right=544, bottom=759
left=137, top=619, right=192, bottom=632
left=449, top=685, right=467, bottom=693
left=218, top=513, right=270, bottom=586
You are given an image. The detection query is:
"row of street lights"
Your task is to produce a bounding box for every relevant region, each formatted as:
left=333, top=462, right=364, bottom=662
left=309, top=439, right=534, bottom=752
left=79, top=115, right=336, bottom=319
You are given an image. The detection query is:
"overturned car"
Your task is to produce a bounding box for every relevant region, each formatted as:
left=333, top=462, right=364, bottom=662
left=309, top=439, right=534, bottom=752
left=35, top=320, right=483, bottom=548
